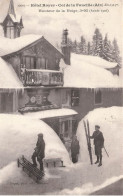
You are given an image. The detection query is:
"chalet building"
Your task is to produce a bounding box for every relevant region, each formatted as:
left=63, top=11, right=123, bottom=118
left=0, top=0, right=122, bottom=144
left=0, top=0, right=78, bottom=140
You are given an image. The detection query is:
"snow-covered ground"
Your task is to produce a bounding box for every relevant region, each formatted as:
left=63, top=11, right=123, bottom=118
left=0, top=107, right=122, bottom=195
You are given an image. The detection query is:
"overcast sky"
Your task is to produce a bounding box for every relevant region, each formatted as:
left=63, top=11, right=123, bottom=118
left=0, top=0, right=122, bottom=51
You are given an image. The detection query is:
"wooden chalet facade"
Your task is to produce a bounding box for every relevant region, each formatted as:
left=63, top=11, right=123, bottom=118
left=3, top=36, right=63, bottom=86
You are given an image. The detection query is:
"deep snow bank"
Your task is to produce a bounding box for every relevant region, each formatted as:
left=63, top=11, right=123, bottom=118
left=0, top=114, right=71, bottom=169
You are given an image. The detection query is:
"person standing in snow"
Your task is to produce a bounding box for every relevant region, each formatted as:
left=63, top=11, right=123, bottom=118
left=32, top=133, right=45, bottom=171
left=89, top=125, right=104, bottom=167
left=71, top=135, right=80, bottom=163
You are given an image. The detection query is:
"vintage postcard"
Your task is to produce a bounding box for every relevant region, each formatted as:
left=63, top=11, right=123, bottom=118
left=0, top=0, right=122, bottom=195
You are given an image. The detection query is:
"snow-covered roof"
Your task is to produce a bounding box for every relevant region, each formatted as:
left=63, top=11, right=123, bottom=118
left=0, top=35, right=42, bottom=57
left=0, top=57, right=23, bottom=88
left=9, top=14, right=21, bottom=23
left=24, top=108, right=78, bottom=119
left=61, top=53, right=122, bottom=88
left=0, top=35, right=62, bottom=57
left=27, top=69, right=62, bottom=73
left=73, top=54, right=117, bottom=69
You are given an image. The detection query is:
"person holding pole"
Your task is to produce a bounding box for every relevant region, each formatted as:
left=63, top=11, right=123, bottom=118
left=89, top=125, right=104, bottom=167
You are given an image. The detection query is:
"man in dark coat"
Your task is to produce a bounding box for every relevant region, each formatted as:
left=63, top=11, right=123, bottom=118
left=90, top=125, right=104, bottom=167
left=71, top=135, right=80, bottom=163
left=32, top=133, right=45, bottom=171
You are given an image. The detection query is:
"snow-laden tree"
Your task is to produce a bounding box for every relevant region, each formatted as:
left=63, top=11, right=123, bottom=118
left=96, top=32, right=103, bottom=57
left=78, top=36, right=87, bottom=54
left=112, top=38, right=121, bottom=65
left=87, top=42, right=92, bottom=55
left=67, top=28, right=122, bottom=66
left=72, top=40, right=78, bottom=53
left=103, top=34, right=113, bottom=62
left=67, top=38, right=73, bottom=46
left=92, top=28, right=103, bottom=57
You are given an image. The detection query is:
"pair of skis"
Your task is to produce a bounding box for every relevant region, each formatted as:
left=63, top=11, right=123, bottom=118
left=83, top=120, right=93, bottom=165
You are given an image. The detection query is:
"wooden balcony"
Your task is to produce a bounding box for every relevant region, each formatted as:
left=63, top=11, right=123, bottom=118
left=21, top=68, right=64, bottom=86
left=19, top=104, right=59, bottom=113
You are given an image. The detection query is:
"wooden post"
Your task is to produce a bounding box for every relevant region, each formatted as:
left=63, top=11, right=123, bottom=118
left=17, top=159, right=20, bottom=167
left=61, top=160, right=63, bottom=167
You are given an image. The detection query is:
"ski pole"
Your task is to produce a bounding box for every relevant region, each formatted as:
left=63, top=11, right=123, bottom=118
left=104, top=146, right=109, bottom=157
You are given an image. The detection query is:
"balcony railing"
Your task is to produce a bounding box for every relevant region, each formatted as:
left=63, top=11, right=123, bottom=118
left=21, top=68, right=64, bottom=86
left=19, top=104, right=59, bottom=113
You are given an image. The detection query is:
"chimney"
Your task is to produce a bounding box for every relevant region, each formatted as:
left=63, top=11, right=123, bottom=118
left=61, top=29, right=71, bottom=65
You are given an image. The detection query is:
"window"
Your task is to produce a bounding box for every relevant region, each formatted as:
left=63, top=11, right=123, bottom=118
left=10, top=27, right=14, bottom=39
left=0, top=93, right=13, bottom=113
left=22, top=56, right=35, bottom=69
left=59, top=118, right=73, bottom=138
left=94, top=89, right=102, bottom=104
left=36, top=57, right=48, bottom=69
left=71, top=90, right=79, bottom=106
left=6, top=27, right=11, bottom=38
left=61, top=120, right=69, bottom=136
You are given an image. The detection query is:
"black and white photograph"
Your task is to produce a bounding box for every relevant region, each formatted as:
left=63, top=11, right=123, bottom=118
left=0, top=0, right=122, bottom=195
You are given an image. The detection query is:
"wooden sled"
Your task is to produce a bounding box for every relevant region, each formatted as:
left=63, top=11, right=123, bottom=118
left=17, top=155, right=44, bottom=183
